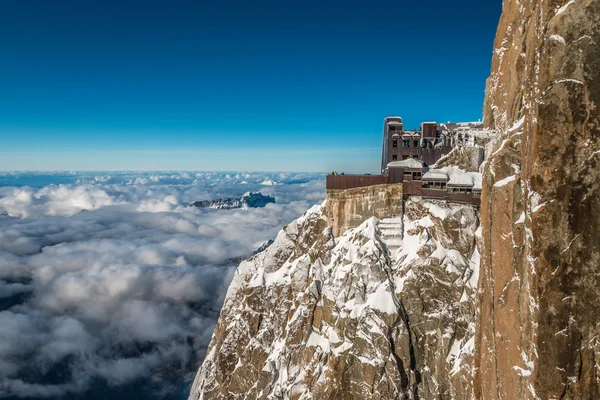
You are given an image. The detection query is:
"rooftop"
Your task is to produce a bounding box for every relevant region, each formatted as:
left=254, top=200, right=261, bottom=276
left=422, top=170, right=449, bottom=180
left=423, top=167, right=483, bottom=188
left=387, top=159, right=424, bottom=169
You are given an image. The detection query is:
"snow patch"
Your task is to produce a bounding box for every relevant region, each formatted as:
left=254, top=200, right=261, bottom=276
left=494, top=175, right=517, bottom=188
left=555, top=0, right=575, bottom=16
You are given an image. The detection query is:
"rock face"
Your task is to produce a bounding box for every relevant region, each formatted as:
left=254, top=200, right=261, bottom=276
left=475, top=0, right=600, bottom=398
left=189, top=198, right=480, bottom=399
left=189, top=192, right=275, bottom=210
left=434, top=147, right=485, bottom=173
left=325, top=184, right=403, bottom=237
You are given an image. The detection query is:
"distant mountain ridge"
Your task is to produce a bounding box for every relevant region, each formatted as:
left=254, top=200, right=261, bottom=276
left=189, top=192, right=275, bottom=210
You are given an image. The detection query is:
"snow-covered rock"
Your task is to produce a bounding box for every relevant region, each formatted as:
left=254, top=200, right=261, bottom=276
left=260, top=179, right=279, bottom=186
left=189, top=197, right=480, bottom=399
left=189, top=192, right=275, bottom=210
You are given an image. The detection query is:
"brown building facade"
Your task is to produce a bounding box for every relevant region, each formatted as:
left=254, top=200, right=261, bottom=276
left=380, top=117, right=453, bottom=172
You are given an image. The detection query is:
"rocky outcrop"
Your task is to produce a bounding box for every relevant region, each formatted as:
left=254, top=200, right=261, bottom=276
left=189, top=192, right=275, bottom=210
left=434, top=147, right=485, bottom=173
left=325, top=184, right=403, bottom=237
left=189, top=198, right=480, bottom=399
left=475, top=0, right=600, bottom=398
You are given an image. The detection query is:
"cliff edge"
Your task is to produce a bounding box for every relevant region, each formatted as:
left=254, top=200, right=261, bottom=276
left=189, top=198, right=480, bottom=399
left=475, top=0, right=600, bottom=398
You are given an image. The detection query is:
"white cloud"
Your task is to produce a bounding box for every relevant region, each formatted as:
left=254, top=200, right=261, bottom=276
left=0, top=172, right=325, bottom=398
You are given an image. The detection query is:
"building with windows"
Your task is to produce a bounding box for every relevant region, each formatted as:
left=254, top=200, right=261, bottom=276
left=380, top=117, right=453, bottom=173
left=327, top=115, right=489, bottom=207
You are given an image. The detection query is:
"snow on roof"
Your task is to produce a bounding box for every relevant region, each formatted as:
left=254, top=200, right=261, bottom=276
left=447, top=168, right=480, bottom=187
left=472, top=174, right=483, bottom=190
left=387, top=159, right=424, bottom=169
left=423, top=167, right=482, bottom=188
left=422, top=170, right=449, bottom=181
left=387, top=121, right=403, bottom=126
left=448, top=173, right=475, bottom=187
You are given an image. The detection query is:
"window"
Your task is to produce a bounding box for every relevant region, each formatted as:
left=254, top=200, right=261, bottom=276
left=392, top=155, right=398, bottom=161
left=393, top=140, right=398, bottom=148
left=414, top=140, right=419, bottom=147
left=428, top=141, right=433, bottom=149
left=413, top=155, right=418, bottom=159
left=402, top=140, right=410, bottom=148
left=389, top=126, right=396, bottom=131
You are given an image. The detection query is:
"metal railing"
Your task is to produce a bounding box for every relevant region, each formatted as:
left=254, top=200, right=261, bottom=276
left=326, top=175, right=481, bottom=206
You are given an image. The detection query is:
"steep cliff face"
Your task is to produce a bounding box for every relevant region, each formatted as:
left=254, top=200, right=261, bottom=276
left=325, top=184, right=403, bottom=237
left=476, top=0, right=600, bottom=398
left=189, top=198, right=480, bottom=399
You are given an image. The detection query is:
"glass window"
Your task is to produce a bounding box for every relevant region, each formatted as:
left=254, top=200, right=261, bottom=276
left=414, top=140, right=419, bottom=147
left=392, top=155, right=398, bottom=161
left=393, top=140, right=398, bottom=148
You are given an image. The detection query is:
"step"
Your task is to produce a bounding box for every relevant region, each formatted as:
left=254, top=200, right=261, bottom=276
left=378, top=217, right=404, bottom=253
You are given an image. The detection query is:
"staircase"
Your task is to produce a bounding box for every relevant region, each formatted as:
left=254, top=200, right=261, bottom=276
left=378, top=217, right=404, bottom=254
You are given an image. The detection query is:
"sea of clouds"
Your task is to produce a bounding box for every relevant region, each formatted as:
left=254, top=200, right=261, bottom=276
left=0, top=171, right=325, bottom=399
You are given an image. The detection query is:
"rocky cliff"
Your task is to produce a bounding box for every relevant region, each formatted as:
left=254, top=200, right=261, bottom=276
left=189, top=198, right=480, bottom=399
left=325, top=184, right=404, bottom=237
left=475, top=0, right=600, bottom=398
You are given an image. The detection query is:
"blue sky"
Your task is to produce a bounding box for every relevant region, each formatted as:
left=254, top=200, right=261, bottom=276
left=0, top=0, right=501, bottom=172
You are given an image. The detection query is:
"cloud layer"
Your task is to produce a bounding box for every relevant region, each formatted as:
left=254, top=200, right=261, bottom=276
left=0, top=172, right=325, bottom=399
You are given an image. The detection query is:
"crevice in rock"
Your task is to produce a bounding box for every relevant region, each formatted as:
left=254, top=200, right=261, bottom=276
left=257, top=313, right=263, bottom=333
left=387, top=319, right=410, bottom=392
left=379, top=231, right=423, bottom=400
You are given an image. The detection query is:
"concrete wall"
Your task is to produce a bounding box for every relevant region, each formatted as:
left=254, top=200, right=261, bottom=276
left=325, top=184, right=403, bottom=237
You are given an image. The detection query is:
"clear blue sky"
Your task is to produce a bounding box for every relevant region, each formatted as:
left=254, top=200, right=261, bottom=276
left=0, top=0, right=501, bottom=172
